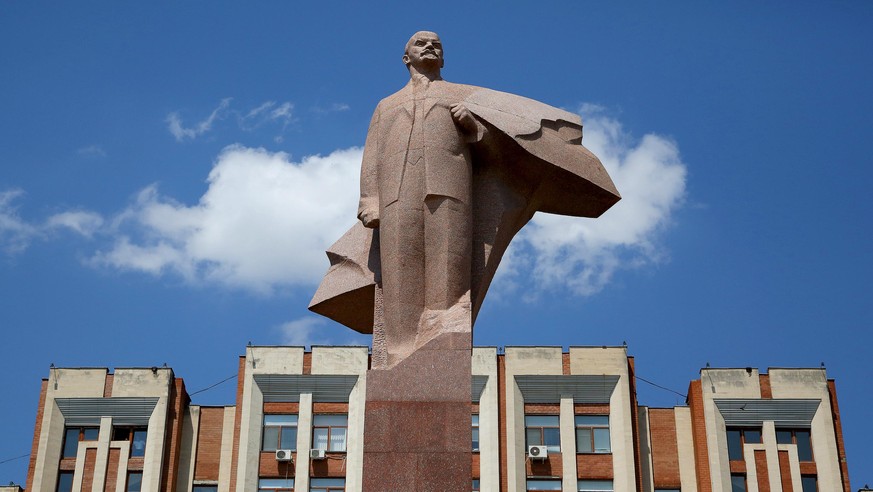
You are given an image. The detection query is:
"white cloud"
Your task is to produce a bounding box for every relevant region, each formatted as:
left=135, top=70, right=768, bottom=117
left=313, top=103, right=350, bottom=114
left=501, top=104, right=687, bottom=296
left=90, top=145, right=361, bottom=292
left=0, top=190, right=39, bottom=255
left=76, top=145, right=107, bottom=158
left=277, top=317, right=330, bottom=346
left=167, top=99, right=295, bottom=141
left=166, top=98, right=232, bottom=141
left=45, top=211, right=104, bottom=237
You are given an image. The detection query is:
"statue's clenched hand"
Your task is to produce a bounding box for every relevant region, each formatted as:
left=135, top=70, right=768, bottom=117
left=358, top=208, right=380, bottom=228
left=450, top=103, right=477, bottom=135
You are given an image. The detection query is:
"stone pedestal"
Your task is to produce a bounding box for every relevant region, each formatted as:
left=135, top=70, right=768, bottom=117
left=362, top=332, right=472, bottom=491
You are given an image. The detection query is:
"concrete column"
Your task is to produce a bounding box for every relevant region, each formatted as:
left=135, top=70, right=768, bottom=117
left=473, top=348, right=499, bottom=492
left=560, top=397, right=577, bottom=492
left=762, top=422, right=782, bottom=492
left=175, top=406, right=200, bottom=492
left=90, top=417, right=113, bottom=491
left=637, top=407, right=653, bottom=492
left=295, top=393, right=314, bottom=491
left=674, top=407, right=698, bottom=491
left=218, top=407, right=237, bottom=492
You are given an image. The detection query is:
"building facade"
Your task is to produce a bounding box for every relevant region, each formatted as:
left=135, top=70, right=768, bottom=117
left=22, top=345, right=852, bottom=491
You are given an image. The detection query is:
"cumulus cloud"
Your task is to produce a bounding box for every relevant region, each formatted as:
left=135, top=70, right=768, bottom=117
left=90, top=145, right=361, bottom=292
left=0, top=190, right=39, bottom=255
left=45, top=211, right=105, bottom=237
left=500, top=104, right=687, bottom=296
left=167, top=99, right=295, bottom=142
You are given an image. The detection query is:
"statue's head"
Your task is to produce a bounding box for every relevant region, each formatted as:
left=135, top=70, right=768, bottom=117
left=403, top=31, right=444, bottom=71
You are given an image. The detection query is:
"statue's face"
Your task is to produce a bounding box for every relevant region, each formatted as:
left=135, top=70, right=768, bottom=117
left=403, top=31, right=443, bottom=70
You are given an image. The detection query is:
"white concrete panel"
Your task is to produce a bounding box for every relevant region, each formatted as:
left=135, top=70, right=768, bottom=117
left=560, top=398, right=577, bottom=492
left=295, top=393, right=314, bottom=492
left=473, top=347, right=499, bottom=492
left=175, top=406, right=200, bottom=492
left=504, top=347, right=563, bottom=492
left=674, top=407, right=698, bottom=492
left=219, top=407, right=236, bottom=492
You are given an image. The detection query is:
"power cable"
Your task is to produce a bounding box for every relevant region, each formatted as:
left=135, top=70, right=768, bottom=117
left=635, top=374, right=687, bottom=399
left=0, top=453, right=28, bottom=465
left=189, top=374, right=237, bottom=398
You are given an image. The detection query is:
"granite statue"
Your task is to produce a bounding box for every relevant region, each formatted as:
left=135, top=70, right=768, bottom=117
left=309, top=31, right=620, bottom=369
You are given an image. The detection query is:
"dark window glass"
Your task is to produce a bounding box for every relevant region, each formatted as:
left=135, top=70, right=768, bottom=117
left=776, top=430, right=793, bottom=444
left=310, top=477, right=345, bottom=491
left=193, top=487, right=218, bottom=492
left=62, top=428, right=80, bottom=458
left=743, top=429, right=761, bottom=443
left=131, top=429, right=147, bottom=457
left=82, top=428, right=99, bottom=441
left=57, top=471, right=74, bottom=492
left=126, top=472, right=142, bottom=492
left=257, top=478, right=294, bottom=491
left=727, top=429, right=743, bottom=460
left=575, top=415, right=610, bottom=453
left=731, top=474, right=746, bottom=492
left=801, top=475, right=817, bottom=492
left=472, top=478, right=480, bottom=491
left=526, top=479, right=562, bottom=491
left=795, top=430, right=813, bottom=461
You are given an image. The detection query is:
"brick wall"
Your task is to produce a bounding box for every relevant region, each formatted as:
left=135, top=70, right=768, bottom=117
left=194, top=407, right=226, bottom=481
left=648, top=408, right=681, bottom=489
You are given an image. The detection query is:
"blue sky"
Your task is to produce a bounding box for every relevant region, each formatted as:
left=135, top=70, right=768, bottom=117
left=2, top=2, right=871, bottom=486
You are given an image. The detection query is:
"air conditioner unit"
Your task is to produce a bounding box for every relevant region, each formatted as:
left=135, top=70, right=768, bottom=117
left=527, top=445, right=548, bottom=459
left=310, top=448, right=326, bottom=460
left=275, top=449, right=293, bottom=462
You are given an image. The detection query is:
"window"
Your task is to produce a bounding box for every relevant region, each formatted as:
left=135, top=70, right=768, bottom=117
left=525, top=415, right=560, bottom=453
left=578, top=480, right=614, bottom=491
left=776, top=428, right=813, bottom=461
left=56, top=471, right=74, bottom=492
left=126, top=472, right=142, bottom=492
left=114, top=427, right=148, bottom=457
left=730, top=474, right=747, bottom=492
left=263, top=414, right=298, bottom=451
left=310, top=477, right=345, bottom=492
left=472, top=478, right=480, bottom=491
left=472, top=414, right=480, bottom=452
left=800, top=475, right=817, bottom=492
left=575, top=415, right=610, bottom=453
left=726, top=427, right=761, bottom=460
left=193, top=487, right=219, bottom=492
left=62, top=427, right=99, bottom=458
left=312, top=415, right=348, bottom=452
left=259, top=478, right=294, bottom=491
left=526, top=479, right=562, bottom=491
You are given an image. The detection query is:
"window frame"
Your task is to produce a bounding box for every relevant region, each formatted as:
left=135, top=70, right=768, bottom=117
left=61, top=426, right=99, bottom=458
left=526, top=479, right=562, bottom=491
left=575, top=415, right=610, bottom=454
left=472, top=414, right=480, bottom=453
left=800, top=475, right=818, bottom=492
left=726, top=427, right=762, bottom=461
left=309, top=477, right=345, bottom=492
left=113, top=426, right=148, bottom=457
left=730, top=473, right=747, bottom=492
left=776, top=428, right=814, bottom=462
left=262, top=414, right=299, bottom=452
left=56, top=471, right=75, bottom=492
left=577, top=479, right=614, bottom=492
left=126, top=471, right=143, bottom=492
left=258, top=478, right=294, bottom=491
left=311, top=414, right=348, bottom=453
left=192, top=486, right=219, bottom=492
left=524, top=415, right=561, bottom=454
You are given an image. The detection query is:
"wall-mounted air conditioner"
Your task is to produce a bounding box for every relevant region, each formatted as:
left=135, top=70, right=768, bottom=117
left=527, top=445, right=548, bottom=459
left=275, top=449, right=293, bottom=462
left=310, top=448, right=326, bottom=460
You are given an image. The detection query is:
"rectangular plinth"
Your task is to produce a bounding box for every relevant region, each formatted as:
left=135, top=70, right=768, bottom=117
left=362, top=332, right=472, bottom=491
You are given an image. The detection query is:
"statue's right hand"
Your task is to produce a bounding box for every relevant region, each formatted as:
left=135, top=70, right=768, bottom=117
left=358, top=208, right=380, bottom=228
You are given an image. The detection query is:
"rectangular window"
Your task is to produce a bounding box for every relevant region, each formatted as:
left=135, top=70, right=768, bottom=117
left=726, top=427, right=761, bottom=460
left=776, top=428, right=814, bottom=461
left=309, top=477, right=345, bottom=491
left=472, top=478, right=480, bottom=491
left=526, top=479, right=562, bottom=491
left=62, top=427, right=99, bottom=458
left=312, top=415, right=348, bottom=452
left=114, top=427, right=148, bottom=457
left=258, top=478, right=294, bottom=491
left=800, top=475, right=817, bottom=492
left=578, top=480, right=614, bottom=491
left=126, top=472, right=142, bottom=492
left=525, top=415, right=560, bottom=453
left=730, top=474, right=747, bottom=492
left=56, top=471, right=74, bottom=492
left=193, top=486, right=219, bottom=492
left=575, top=415, right=610, bottom=453
left=263, top=414, right=299, bottom=451
left=472, top=414, right=480, bottom=452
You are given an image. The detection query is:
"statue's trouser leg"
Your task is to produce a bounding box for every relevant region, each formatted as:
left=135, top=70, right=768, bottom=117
left=378, top=155, right=425, bottom=366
